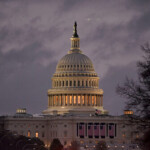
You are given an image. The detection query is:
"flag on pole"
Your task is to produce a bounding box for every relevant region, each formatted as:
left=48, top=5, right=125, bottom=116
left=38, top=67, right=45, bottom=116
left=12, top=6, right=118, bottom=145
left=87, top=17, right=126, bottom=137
left=95, top=109, right=102, bottom=115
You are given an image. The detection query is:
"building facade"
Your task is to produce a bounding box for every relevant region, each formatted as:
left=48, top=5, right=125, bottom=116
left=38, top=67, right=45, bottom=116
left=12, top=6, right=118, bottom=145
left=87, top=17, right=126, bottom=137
left=0, top=23, right=140, bottom=150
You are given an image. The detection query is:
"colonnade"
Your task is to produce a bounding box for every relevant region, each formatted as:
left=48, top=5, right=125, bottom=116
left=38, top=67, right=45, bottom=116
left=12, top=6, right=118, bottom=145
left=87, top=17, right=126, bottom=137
left=77, top=123, right=117, bottom=138
left=48, top=94, right=103, bottom=107
left=53, top=79, right=99, bottom=88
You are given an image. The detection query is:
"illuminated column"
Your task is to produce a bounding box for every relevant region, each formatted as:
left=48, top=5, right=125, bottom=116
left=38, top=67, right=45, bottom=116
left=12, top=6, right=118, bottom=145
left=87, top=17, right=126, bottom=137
left=87, top=95, right=89, bottom=106
left=60, top=95, right=61, bottom=106
left=81, top=95, right=83, bottom=106
left=54, top=96, right=55, bottom=106
left=99, top=96, right=101, bottom=106
left=94, top=95, right=96, bottom=106
left=48, top=96, right=49, bottom=107
left=90, top=95, right=92, bottom=106
left=55, top=95, right=57, bottom=106
left=98, top=95, right=100, bottom=106
left=72, top=94, right=73, bottom=106
left=51, top=96, right=53, bottom=106
left=85, top=95, right=87, bottom=106
left=75, top=95, right=77, bottom=105
left=57, top=95, right=59, bottom=106
left=50, top=96, right=51, bottom=106
left=67, top=95, right=69, bottom=106
left=62, top=95, right=65, bottom=106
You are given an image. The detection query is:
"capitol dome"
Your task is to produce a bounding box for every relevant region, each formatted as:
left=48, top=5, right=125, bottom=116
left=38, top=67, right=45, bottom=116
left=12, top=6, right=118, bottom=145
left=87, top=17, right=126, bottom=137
left=56, top=51, right=95, bottom=73
left=43, top=22, right=108, bottom=115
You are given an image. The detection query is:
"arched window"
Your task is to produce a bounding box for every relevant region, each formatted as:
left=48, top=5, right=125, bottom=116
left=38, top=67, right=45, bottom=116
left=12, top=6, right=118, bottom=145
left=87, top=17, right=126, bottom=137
left=74, top=80, right=76, bottom=86
left=63, top=81, right=64, bottom=86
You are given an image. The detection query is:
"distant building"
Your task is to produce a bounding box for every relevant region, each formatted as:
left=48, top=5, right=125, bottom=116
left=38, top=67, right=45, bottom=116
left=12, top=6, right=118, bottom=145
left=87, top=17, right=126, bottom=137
left=0, top=23, right=140, bottom=150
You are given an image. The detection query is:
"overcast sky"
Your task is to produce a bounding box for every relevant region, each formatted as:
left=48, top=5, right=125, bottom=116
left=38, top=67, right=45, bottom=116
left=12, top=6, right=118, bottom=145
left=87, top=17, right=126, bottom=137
left=0, top=0, right=150, bottom=115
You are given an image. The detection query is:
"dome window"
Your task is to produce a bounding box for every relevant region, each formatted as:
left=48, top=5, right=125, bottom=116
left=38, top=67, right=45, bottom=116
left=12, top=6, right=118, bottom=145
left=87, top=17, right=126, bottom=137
left=70, top=81, right=72, bottom=86
left=86, top=81, right=88, bottom=86
left=82, top=80, right=84, bottom=86
left=78, top=80, right=80, bottom=86
left=66, top=81, right=68, bottom=86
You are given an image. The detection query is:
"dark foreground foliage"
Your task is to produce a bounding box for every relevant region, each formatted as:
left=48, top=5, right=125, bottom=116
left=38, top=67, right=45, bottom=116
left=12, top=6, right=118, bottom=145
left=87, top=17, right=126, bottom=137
left=0, top=130, right=47, bottom=150
left=95, top=141, right=107, bottom=150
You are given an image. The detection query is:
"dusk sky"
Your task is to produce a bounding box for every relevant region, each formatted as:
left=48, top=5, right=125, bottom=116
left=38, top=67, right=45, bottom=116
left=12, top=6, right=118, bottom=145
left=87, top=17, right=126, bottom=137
left=0, top=0, right=150, bottom=115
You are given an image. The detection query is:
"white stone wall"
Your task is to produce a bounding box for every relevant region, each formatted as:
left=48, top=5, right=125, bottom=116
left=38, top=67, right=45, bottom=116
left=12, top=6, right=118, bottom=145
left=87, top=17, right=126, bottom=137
left=2, top=115, right=141, bottom=148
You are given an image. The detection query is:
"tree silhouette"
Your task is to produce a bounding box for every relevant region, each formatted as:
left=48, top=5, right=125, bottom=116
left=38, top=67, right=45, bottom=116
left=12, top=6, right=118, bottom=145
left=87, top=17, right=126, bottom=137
left=117, top=43, right=150, bottom=122
left=0, top=130, right=47, bottom=150
left=49, top=138, right=63, bottom=150
left=116, top=43, right=150, bottom=149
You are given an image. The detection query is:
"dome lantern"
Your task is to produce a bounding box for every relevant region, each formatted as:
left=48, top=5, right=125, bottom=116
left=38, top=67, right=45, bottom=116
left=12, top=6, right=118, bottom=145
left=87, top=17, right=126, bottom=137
left=70, top=21, right=80, bottom=50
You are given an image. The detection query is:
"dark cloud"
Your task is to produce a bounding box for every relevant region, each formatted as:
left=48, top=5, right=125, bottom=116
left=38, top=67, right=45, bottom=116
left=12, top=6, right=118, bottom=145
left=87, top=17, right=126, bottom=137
left=0, top=0, right=149, bottom=115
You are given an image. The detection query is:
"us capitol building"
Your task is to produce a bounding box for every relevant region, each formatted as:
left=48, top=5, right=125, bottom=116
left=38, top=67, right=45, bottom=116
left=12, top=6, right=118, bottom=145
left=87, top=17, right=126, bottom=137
left=0, top=23, right=140, bottom=149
